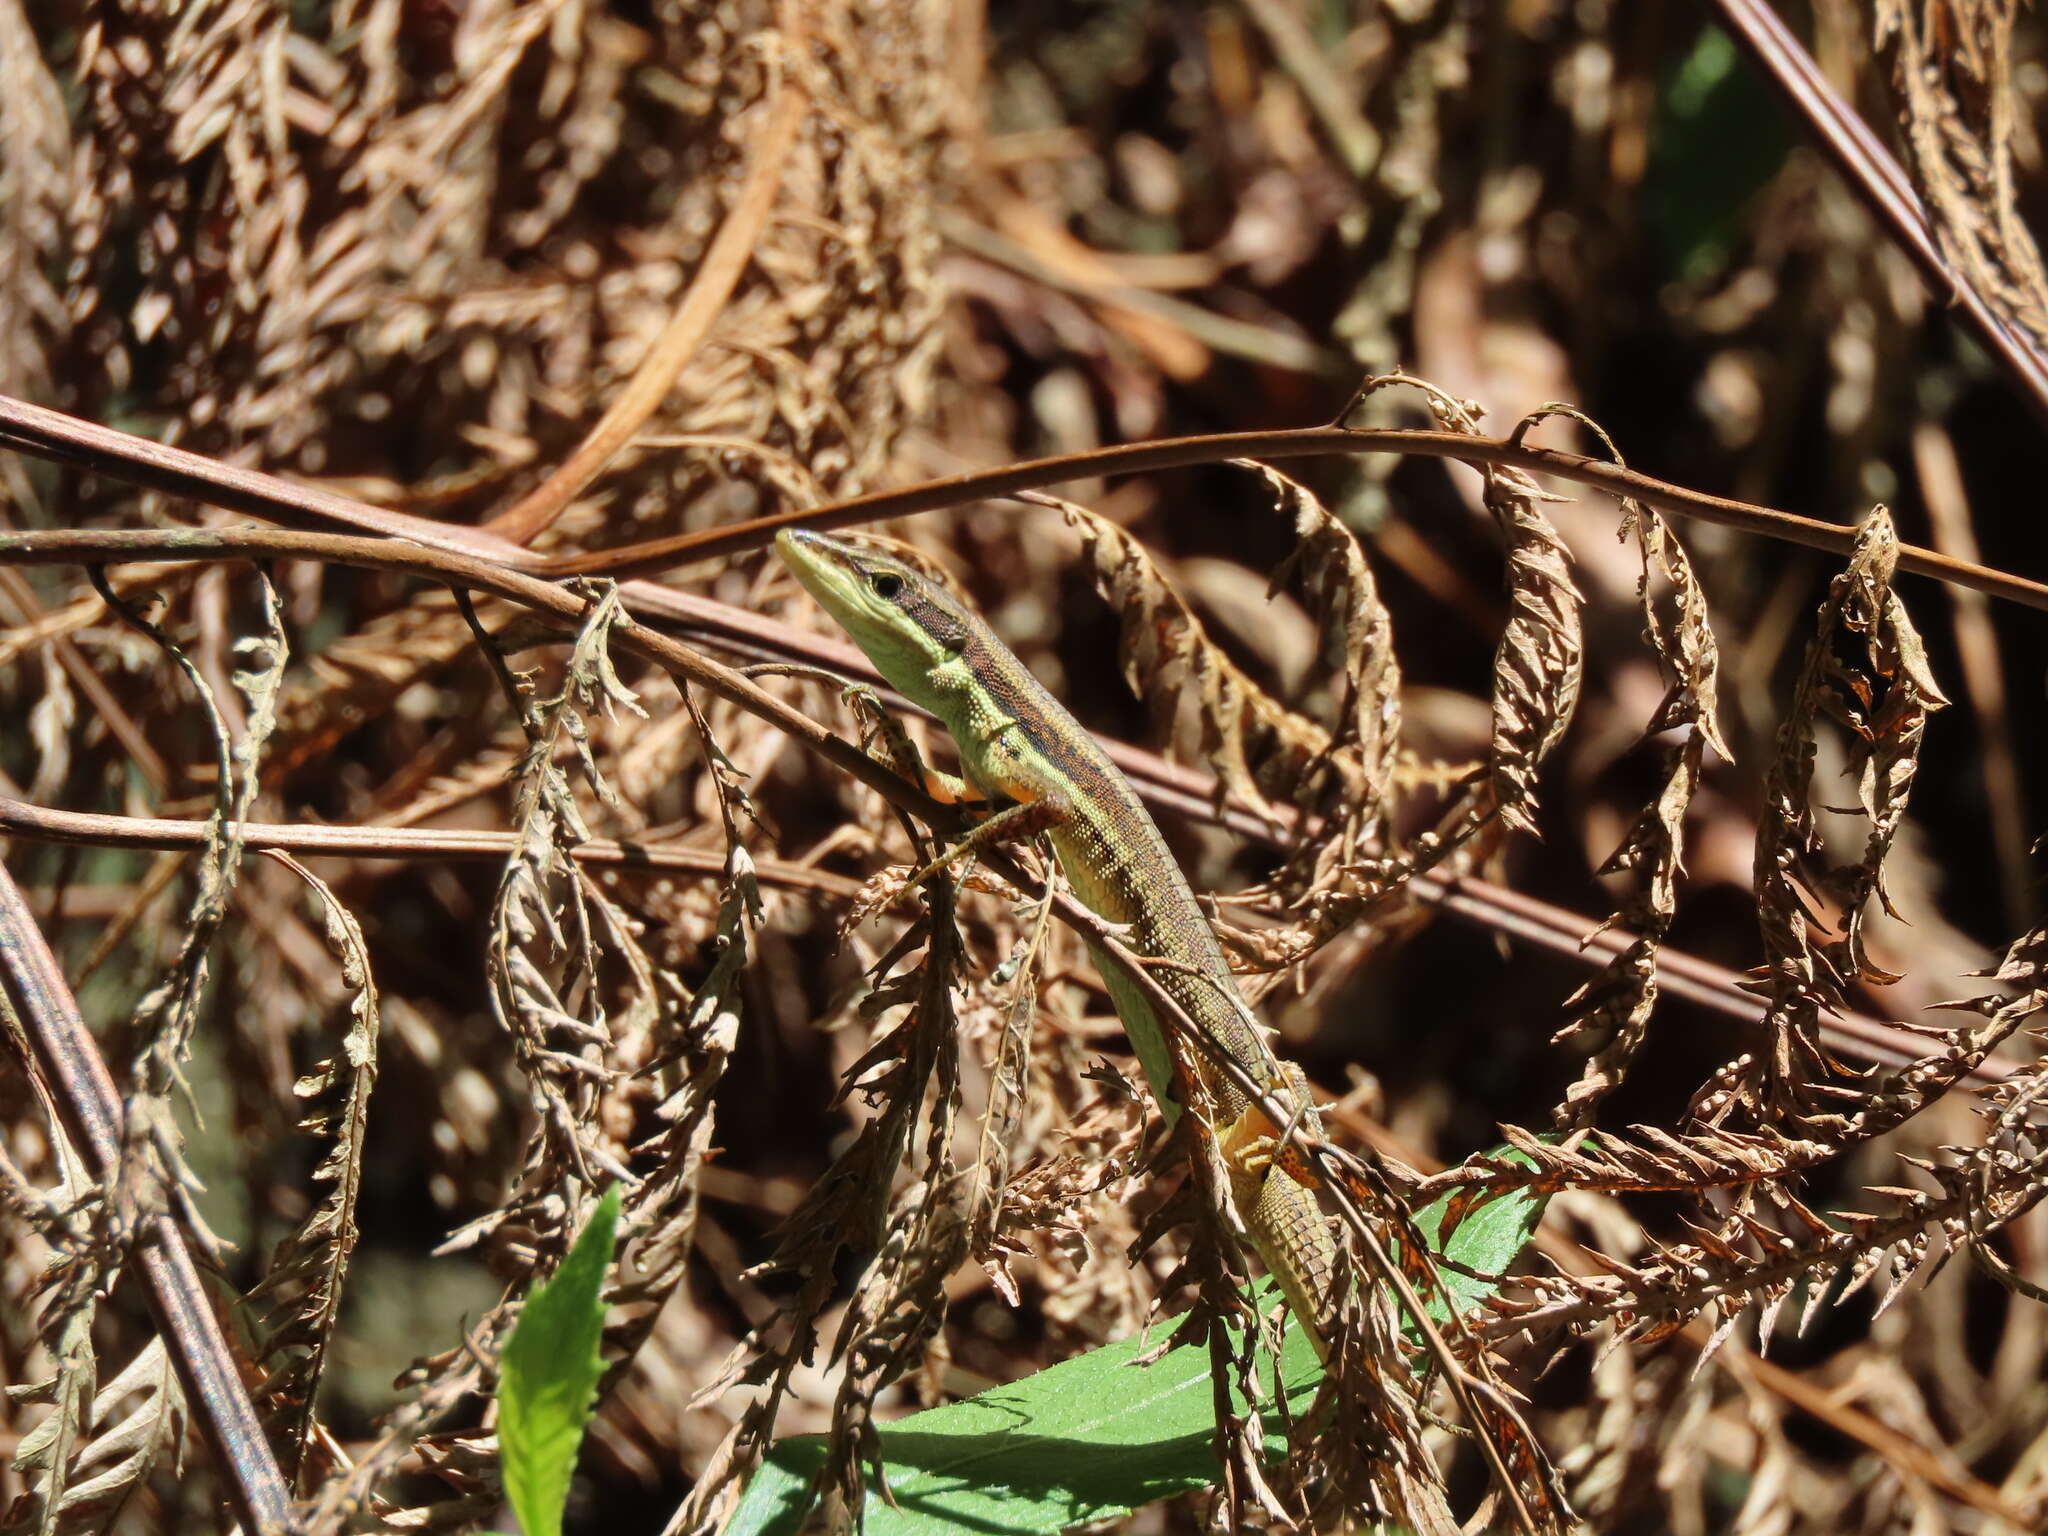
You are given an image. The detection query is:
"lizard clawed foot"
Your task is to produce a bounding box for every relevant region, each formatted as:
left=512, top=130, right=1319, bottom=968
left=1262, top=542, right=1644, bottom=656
left=1220, top=1070, right=1323, bottom=1186
left=1219, top=1101, right=1284, bottom=1181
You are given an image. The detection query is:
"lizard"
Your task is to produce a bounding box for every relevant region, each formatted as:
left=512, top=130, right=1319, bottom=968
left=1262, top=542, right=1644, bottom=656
left=776, top=527, right=1341, bottom=1357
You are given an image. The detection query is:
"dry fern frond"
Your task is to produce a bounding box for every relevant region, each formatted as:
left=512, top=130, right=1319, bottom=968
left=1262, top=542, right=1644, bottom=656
left=1401, top=374, right=1587, bottom=858
left=1712, top=507, right=1948, bottom=1130
left=1494, top=1013, right=2048, bottom=1371
left=1876, top=0, right=2048, bottom=353
left=6, top=570, right=283, bottom=1525
left=1043, top=460, right=1399, bottom=836
left=598, top=684, right=765, bottom=1368
left=1051, top=490, right=1322, bottom=823
left=602, top=832, right=758, bottom=1368
left=811, top=904, right=979, bottom=1527
left=1247, top=461, right=1403, bottom=834
left=481, top=583, right=646, bottom=1190
left=966, top=886, right=1054, bottom=1268
left=6, top=1245, right=108, bottom=1534
left=670, top=897, right=972, bottom=1534
left=1957, top=916, right=2048, bottom=1298
left=1239, top=373, right=1585, bottom=963
left=97, top=571, right=286, bottom=1213
left=1456, top=393, right=1587, bottom=843
left=247, top=854, right=379, bottom=1491
left=8, top=1337, right=187, bottom=1536
left=321, top=586, right=662, bottom=1527
left=1294, top=1227, right=1480, bottom=1534
left=1554, top=435, right=1729, bottom=1125
left=1417, top=1120, right=1834, bottom=1205
left=1427, top=903, right=2047, bottom=1225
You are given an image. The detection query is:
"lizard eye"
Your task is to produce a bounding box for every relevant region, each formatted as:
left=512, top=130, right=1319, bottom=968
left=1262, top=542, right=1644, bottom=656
left=869, top=572, right=904, bottom=600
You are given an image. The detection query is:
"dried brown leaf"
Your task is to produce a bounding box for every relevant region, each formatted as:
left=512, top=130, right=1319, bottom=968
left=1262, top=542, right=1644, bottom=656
left=1043, top=474, right=1398, bottom=831
left=248, top=853, right=379, bottom=1491
left=1715, top=508, right=1948, bottom=1129
left=1553, top=429, right=1727, bottom=1124
left=11, top=1338, right=186, bottom=1536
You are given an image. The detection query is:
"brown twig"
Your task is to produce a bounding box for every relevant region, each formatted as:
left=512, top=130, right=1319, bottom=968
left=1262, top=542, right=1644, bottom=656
left=0, top=791, right=862, bottom=900
left=540, top=427, right=2048, bottom=612
left=4, top=393, right=2046, bottom=613
left=0, top=860, right=290, bottom=1534
left=484, top=0, right=812, bottom=545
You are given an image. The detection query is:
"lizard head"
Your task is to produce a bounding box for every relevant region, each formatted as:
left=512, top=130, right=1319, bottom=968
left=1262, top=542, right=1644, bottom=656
left=775, top=528, right=976, bottom=708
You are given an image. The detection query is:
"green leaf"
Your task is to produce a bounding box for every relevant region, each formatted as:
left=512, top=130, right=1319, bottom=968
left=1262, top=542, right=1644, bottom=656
left=728, top=1307, right=1321, bottom=1536
left=731, top=1143, right=1553, bottom=1536
left=497, top=1186, right=620, bottom=1536
left=1406, top=1144, right=1551, bottom=1333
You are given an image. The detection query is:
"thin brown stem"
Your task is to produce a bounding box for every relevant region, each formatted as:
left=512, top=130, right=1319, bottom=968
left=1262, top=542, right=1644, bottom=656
left=3, top=393, right=2044, bottom=613
left=540, top=426, right=2048, bottom=612
left=0, top=791, right=863, bottom=900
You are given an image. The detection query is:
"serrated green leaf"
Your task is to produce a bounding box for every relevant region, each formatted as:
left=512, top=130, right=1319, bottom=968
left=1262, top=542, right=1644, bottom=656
left=497, top=1186, right=620, bottom=1536
left=1407, top=1143, right=1550, bottom=1333
left=731, top=1142, right=1553, bottom=1536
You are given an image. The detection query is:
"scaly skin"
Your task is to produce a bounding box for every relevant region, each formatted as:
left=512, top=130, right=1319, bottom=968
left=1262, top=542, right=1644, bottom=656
left=777, top=528, right=1339, bottom=1353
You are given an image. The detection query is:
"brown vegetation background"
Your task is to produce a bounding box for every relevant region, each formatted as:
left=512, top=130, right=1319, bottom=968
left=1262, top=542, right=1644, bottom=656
left=1, top=1, right=2046, bottom=1532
